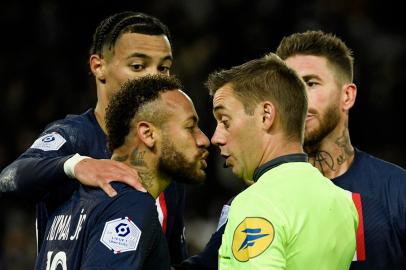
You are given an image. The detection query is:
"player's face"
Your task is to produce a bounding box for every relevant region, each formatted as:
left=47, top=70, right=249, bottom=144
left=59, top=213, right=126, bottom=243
left=211, top=85, right=262, bottom=181
left=285, top=55, right=341, bottom=148
left=158, top=90, right=210, bottom=184
left=104, top=33, right=173, bottom=101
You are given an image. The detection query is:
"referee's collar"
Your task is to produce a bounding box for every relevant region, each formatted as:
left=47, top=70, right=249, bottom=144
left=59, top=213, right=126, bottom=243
left=252, top=153, right=308, bottom=182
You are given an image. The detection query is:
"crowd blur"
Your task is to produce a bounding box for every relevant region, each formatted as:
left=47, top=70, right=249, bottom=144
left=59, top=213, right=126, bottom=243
left=1, top=0, right=405, bottom=269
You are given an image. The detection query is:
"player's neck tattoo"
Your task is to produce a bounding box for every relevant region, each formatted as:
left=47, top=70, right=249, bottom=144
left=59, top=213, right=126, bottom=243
left=113, top=154, right=129, bottom=162
left=130, top=149, right=146, bottom=167
left=128, top=149, right=153, bottom=189
left=137, top=167, right=154, bottom=189
left=307, top=126, right=354, bottom=178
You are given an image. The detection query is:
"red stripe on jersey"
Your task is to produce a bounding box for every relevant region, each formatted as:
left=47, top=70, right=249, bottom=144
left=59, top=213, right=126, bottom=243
left=352, top=192, right=366, bottom=261
left=158, top=192, right=168, bottom=234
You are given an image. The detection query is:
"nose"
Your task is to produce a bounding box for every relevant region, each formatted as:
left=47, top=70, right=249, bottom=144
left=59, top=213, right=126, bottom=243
left=145, top=66, right=161, bottom=76
left=210, top=125, right=226, bottom=146
left=197, top=129, right=210, bottom=148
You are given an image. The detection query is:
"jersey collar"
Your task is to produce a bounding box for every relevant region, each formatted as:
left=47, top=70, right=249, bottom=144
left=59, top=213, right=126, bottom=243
left=253, top=153, right=308, bottom=182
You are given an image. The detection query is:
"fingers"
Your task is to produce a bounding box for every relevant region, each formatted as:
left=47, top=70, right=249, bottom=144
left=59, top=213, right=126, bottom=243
left=76, top=159, right=147, bottom=195
left=100, top=182, right=118, bottom=198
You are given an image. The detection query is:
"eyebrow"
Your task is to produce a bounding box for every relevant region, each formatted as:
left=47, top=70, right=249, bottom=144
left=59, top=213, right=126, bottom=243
left=127, top=52, right=173, bottom=62
left=302, top=74, right=322, bottom=81
left=213, top=104, right=226, bottom=113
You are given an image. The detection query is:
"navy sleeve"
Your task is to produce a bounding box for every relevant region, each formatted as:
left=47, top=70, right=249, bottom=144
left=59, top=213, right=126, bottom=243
left=165, top=182, right=188, bottom=264
left=0, top=119, right=83, bottom=201
left=82, top=191, right=171, bottom=270
left=175, top=197, right=234, bottom=270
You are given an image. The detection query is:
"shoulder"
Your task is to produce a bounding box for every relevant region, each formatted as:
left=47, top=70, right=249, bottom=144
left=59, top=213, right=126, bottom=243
left=91, top=183, right=157, bottom=218
left=43, top=109, right=96, bottom=134
left=355, top=149, right=406, bottom=180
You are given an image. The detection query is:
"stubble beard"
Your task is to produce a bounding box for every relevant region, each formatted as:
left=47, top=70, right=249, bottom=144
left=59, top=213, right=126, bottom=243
left=158, top=136, right=205, bottom=185
left=304, top=103, right=341, bottom=154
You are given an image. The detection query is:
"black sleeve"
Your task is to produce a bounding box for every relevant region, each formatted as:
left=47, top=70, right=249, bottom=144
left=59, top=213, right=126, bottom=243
left=0, top=121, right=82, bottom=201
left=174, top=197, right=234, bottom=270
left=165, top=182, right=188, bottom=264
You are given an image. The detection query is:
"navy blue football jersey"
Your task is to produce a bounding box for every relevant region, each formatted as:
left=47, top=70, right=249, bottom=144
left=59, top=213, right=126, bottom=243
left=35, top=182, right=170, bottom=269
left=333, top=148, right=406, bottom=270
left=177, top=198, right=233, bottom=270
left=0, top=109, right=187, bottom=264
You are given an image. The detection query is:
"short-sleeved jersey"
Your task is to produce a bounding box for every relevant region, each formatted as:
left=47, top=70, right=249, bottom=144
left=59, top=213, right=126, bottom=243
left=333, top=148, right=406, bottom=270
left=219, top=154, right=358, bottom=270
left=0, top=109, right=187, bottom=263
left=34, top=182, right=170, bottom=270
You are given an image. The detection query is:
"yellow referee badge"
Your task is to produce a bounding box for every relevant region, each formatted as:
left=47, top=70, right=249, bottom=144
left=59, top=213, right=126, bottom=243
left=232, top=217, right=274, bottom=262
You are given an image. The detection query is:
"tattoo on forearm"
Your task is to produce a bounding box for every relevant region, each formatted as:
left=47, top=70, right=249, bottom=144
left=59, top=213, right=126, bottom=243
left=130, top=149, right=146, bottom=166
left=113, top=154, right=129, bottom=162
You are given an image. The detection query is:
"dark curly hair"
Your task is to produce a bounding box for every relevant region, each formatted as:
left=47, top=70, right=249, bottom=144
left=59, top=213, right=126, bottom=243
left=106, top=75, right=182, bottom=151
left=89, top=11, right=171, bottom=57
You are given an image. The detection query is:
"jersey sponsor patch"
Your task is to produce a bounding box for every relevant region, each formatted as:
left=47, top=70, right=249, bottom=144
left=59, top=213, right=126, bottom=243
left=232, top=217, right=274, bottom=262
left=100, top=217, right=141, bottom=254
left=31, top=132, right=66, bottom=151
left=216, top=205, right=230, bottom=231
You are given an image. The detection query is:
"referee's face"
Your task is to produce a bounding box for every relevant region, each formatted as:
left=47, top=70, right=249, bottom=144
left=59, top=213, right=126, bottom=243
left=211, top=85, right=262, bottom=181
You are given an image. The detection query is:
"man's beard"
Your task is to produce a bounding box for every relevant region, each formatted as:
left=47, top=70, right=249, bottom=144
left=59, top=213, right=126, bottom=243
left=158, top=136, right=205, bottom=185
left=304, top=103, right=340, bottom=154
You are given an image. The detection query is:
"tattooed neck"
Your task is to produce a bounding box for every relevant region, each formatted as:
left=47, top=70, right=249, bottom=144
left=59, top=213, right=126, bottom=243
left=113, top=154, right=129, bottom=162
left=137, top=167, right=154, bottom=189
left=307, top=127, right=354, bottom=178
left=130, top=149, right=146, bottom=167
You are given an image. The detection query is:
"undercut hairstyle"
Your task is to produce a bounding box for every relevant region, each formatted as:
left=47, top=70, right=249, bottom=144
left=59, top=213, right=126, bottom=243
left=206, top=53, right=307, bottom=142
left=276, top=30, right=354, bottom=83
left=89, top=11, right=171, bottom=57
left=106, top=74, right=182, bottom=151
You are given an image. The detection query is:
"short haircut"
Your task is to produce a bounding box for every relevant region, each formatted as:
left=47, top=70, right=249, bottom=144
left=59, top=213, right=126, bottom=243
left=106, top=74, right=182, bottom=151
left=276, top=30, right=354, bottom=84
left=89, top=11, right=171, bottom=57
left=206, top=53, right=307, bottom=142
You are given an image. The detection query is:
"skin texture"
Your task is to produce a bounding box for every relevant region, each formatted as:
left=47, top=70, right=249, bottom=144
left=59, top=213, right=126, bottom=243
left=76, top=32, right=173, bottom=196
left=211, top=84, right=263, bottom=181
left=91, top=32, right=173, bottom=133
left=210, top=84, right=303, bottom=183
left=111, top=90, right=210, bottom=198
left=285, top=54, right=357, bottom=179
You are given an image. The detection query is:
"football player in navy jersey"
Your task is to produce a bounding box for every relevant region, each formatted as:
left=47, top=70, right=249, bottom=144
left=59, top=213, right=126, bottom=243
left=34, top=75, right=209, bottom=269
left=0, top=11, right=188, bottom=264
left=275, top=30, right=406, bottom=270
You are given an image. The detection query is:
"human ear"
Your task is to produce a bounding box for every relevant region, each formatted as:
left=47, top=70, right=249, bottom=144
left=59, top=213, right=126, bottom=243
left=89, top=54, right=106, bottom=83
left=261, top=101, right=275, bottom=130
left=137, top=121, right=156, bottom=148
left=342, top=83, right=357, bottom=111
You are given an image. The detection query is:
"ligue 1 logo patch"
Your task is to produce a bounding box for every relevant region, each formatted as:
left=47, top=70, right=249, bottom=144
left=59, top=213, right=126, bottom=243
left=232, top=217, right=274, bottom=262
left=100, top=217, right=141, bottom=254
left=31, top=132, right=66, bottom=151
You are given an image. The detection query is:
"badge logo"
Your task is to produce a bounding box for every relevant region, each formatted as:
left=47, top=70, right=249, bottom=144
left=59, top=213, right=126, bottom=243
left=232, top=217, right=274, bottom=262
left=100, top=217, right=141, bottom=254
left=31, top=132, right=66, bottom=151
left=216, top=204, right=230, bottom=231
